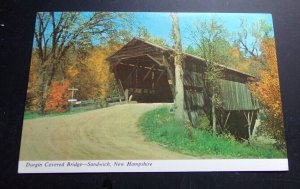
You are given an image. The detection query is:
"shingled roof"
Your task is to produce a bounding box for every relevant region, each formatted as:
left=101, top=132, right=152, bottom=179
left=108, top=38, right=254, bottom=78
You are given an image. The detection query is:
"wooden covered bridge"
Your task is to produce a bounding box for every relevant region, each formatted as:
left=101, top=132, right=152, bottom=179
left=107, top=38, right=259, bottom=139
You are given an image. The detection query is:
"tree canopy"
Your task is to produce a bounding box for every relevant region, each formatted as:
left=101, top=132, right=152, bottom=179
left=33, top=12, right=129, bottom=114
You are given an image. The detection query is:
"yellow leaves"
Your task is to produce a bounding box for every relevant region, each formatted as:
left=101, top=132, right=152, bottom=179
left=249, top=38, right=283, bottom=125
left=67, top=66, right=79, bottom=78
left=231, top=46, right=242, bottom=59
left=71, top=47, right=115, bottom=100
left=237, top=61, right=250, bottom=73
left=86, top=48, right=111, bottom=99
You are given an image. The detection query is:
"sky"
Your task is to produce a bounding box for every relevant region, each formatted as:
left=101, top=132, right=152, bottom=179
left=34, top=12, right=274, bottom=51
left=132, top=12, right=274, bottom=48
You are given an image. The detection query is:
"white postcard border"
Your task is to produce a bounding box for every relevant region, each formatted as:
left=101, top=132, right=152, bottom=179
left=18, top=159, right=289, bottom=173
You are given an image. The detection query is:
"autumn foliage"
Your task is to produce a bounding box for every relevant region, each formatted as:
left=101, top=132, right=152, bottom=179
left=68, top=47, right=119, bottom=100
left=249, top=38, right=285, bottom=145
left=86, top=49, right=112, bottom=98
left=25, top=53, right=39, bottom=111
left=45, top=80, right=71, bottom=113
left=253, top=38, right=282, bottom=118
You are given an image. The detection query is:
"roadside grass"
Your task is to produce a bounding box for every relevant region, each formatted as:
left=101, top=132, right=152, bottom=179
left=23, top=108, right=91, bottom=120
left=138, top=107, right=286, bottom=158
left=24, top=101, right=128, bottom=120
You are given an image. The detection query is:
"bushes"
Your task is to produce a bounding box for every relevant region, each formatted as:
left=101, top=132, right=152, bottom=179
left=139, top=107, right=286, bottom=158
left=45, top=80, right=71, bottom=113
left=258, top=109, right=286, bottom=148
left=197, top=113, right=210, bottom=131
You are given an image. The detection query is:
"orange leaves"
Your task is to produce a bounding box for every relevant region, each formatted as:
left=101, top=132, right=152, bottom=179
left=249, top=38, right=283, bottom=122
left=25, top=52, right=39, bottom=111
left=45, top=80, right=71, bottom=113
left=260, top=38, right=278, bottom=73
left=248, top=38, right=285, bottom=146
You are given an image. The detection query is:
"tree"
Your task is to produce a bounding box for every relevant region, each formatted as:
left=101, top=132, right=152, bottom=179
left=66, top=46, right=119, bottom=101
left=185, top=45, right=199, bottom=55
left=189, top=18, right=227, bottom=134
left=34, top=12, right=117, bottom=114
left=25, top=52, right=39, bottom=111
left=248, top=38, right=285, bottom=146
left=189, top=18, right=233, bottom=66
left=85, top=48, right=112, bottom=99
left=171, top=13, right=185, bottom=122
left=137, top=26, right=167, bottom=46
left=105, top=12, right=135, bottom=45
left=236, top=18, right=272, bottom=60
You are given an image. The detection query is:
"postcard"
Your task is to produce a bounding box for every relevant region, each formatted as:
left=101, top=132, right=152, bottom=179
left=18, top=12, right=288, bottom=173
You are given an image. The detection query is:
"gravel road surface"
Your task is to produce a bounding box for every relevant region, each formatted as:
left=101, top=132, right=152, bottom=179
left=19, top=103, right=194, bottom=160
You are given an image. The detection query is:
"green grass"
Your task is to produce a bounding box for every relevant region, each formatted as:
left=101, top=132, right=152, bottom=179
left=23, top=108, right=91, bottom=120
left=138, top=107, right=286, bottom=158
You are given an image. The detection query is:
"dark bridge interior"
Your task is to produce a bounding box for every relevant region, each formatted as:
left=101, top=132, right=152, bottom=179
left=113, top=55, right=173, bottom=103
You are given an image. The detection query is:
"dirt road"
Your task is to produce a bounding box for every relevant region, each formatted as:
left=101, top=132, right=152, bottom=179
left=19, top=103, right=194, bottom=160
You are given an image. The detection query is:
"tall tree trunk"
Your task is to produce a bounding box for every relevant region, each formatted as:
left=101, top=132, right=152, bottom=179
left=37, top=69, right=49, bottom=114
left=171, top=13, right=185, bottom=122
left=174, top=62, right=185, bottom=121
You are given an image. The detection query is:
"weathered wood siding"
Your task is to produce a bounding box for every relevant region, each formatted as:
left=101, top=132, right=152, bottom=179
left=219, top=79, right=259, bottom=110
left=183, top=60, right=206, bottom=126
